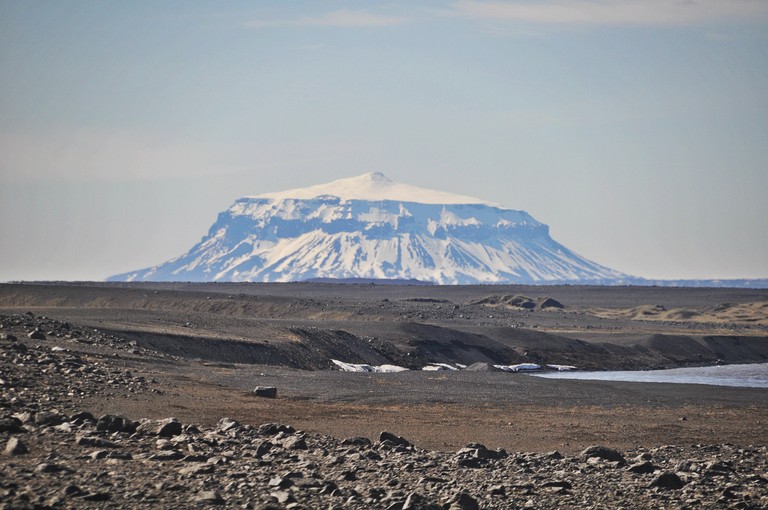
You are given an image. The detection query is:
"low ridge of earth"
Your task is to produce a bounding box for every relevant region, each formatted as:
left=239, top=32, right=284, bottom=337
left=1, top=282, right=767, bottom=508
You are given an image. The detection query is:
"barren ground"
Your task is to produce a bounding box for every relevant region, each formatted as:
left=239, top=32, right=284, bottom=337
left=1, top=282, right=766, bottom=453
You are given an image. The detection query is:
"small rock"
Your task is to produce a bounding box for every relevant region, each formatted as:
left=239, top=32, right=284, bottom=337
left=633, top=453, right=653, bottom=462
left=628, top=461, right=657, bottom=474
left=61, top=485, right=85, bottom=497
left=217, top=417, right=241, bottom=432
left=342, top=436, right=372, bottom=447
left=0, top=417, right=24, bottom=433
left=271, top=490, right=296, bottom=504
left=76, top=435, right=119, bottom=448
left=179, top=464, right=215, bottom=476
left=96, top=414, right=136, bottom=434
left=650, top=472, right=686, bottom=490
left=137, top=418, right=182, bottom=437
left=70, top=411, right=96, bottom=424
left=35, top=463, right=68, bottom=473
left=282, top=435, right=307, bottom=450
left=35, top=411, right=66, bottom=427
left=82, top=492, right=111, bottom=502
left=403, top=492, right=441, bottom=510
left=195, top=490, right=225, bottom=505
left=269, top=476, right=294, bottom=489
left=149, top=451, right=185, bottom=461
left=27, top=330, right=46, bottom=340
left=253, top=386, right=277, bottom=398
left=380, top=431, right=412, bottom=447
left=258, top=423, right=295, bottom=435
left=4, top=437, right=28, bottom=455
left=580, top=445, right=626, bottom=465
left=541, top=480, right=572, bottom=491
left=444, top=492, right=480, bottom=510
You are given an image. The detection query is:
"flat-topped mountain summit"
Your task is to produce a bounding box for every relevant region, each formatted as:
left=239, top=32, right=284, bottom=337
left=110, top=173, right=628, bottom=283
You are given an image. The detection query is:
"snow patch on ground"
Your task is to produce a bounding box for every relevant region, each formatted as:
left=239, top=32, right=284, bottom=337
left=331, top=360, right=409, bottom=373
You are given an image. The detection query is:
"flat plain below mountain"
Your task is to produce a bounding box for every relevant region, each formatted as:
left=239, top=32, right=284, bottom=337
left=1, top=282, right=766, bottom=509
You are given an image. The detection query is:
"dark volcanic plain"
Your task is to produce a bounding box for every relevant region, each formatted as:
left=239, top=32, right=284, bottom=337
left=1, top=282, right=767, bottom=509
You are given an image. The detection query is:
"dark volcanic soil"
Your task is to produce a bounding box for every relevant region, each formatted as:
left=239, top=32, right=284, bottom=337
left=1, top=282, right=767, bottom=508
left=1, top=282, right=766, bottom=371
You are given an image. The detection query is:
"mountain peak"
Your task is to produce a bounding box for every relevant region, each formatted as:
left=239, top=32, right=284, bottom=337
left=253, top=172, right=494, bottom=206
left=110, top=172, right=629, bottom=284
left=362, top=171, right=391, bottom=182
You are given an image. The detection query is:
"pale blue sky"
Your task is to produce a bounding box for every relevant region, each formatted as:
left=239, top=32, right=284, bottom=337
left=1, top=1, right=767, bottom=281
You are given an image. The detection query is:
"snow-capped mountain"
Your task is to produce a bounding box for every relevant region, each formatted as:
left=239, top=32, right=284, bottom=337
left=109, top=172, right=629, bottom=284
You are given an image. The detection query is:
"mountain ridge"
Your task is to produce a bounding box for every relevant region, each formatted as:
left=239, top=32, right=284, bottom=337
left=109, top=173, right=629, bottom=284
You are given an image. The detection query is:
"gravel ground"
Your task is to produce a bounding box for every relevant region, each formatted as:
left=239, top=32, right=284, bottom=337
left=1, top=283, right=767, bottom=508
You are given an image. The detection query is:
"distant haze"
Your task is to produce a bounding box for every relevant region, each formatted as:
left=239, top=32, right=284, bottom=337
left=1, top=1, right=767, bottom=282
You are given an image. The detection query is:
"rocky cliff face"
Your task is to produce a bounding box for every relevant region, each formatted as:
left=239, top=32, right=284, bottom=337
left=110, top=173, right=627, bottom=284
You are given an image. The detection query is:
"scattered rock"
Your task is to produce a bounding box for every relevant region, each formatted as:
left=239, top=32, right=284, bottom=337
left=258, top=422, right=295, bottom=436
left=35, top=410, right=66, bottom=426
left=195, top=490, right=225, bottom=505
left=96, top=414, right=136, bottom=434
left=342, top=436, right=372, bottom=447
left=380, top=431, right=412, bottom=447
left=0, top=416, right=24, bottom=433
left=253, top=386, right=277, bottom=398
left=650, top=472, right=686, bottom=490
left=4, top=437, right=28, bottom=455
left=581, top=445, right=626, bottom=465
left=27, top=329, right=46, bottom=340
left=444, top=492, right=480, bottom=510
left=217, top=417, right=241, bottom=432
left=628, top=461, right=657, bottom=474
left=136, top=417, right=182, bottom=437
left=76, top=434, right=120, bottom=448
left=0, top=311, right=764, bottom=510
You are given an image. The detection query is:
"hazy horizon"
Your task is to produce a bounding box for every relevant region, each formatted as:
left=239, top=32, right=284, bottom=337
left=2, top=1, right=767, bottom=281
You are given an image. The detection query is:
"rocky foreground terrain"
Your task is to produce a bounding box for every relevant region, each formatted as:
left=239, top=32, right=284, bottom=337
left=2, top=311, right=767, bottom=509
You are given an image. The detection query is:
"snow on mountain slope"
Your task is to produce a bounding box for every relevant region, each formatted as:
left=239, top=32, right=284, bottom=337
left=109, top=173, right=629, bottom=284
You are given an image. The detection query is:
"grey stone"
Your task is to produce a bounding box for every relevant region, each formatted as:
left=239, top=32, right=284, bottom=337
left=650, top=472, right=686, bottom=490
left=380, top=431, right=412, bottom=447
left=444, top=492, right=480, bottom=510
left=195, top=490, right=225, bottom=504
left=35, top=411, right=66, bottom=427
left=179, top=464, right=214, bottom=476
left=35, top=463, right=68, bottom=473
left=403, top=492, right=442, bottom=510
left=217, top=417, right=240, bottom=432
left=342, top=436, right=372, bottom=447
left=96, top=414, right=136, bottom=434
left=27, top=330, right=46, bottom=340
left=0, top=417, right=24, bottom=433
left=258, top=422, right=295, bottom=435
left=76, top=435, right=119, bottom=448
left=136, top=417, right=182, bottom=437
left=581, top=445, right=626, bottom=465
left=628, top=461, right=657, bottom=474
left=282, top=435, right=307, bottom=450
left=4, top=437, right=28, bottom=455
left=82, top=492, right=111, bottom=502
left=253, top=386, right=277, bottom=398
left=271, top=490, right=296, bottom=504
